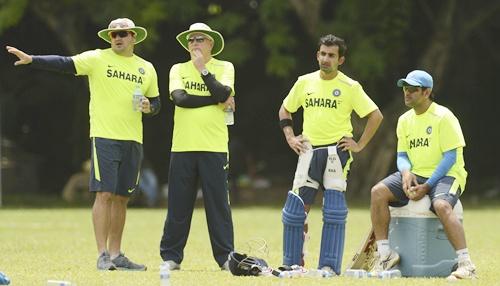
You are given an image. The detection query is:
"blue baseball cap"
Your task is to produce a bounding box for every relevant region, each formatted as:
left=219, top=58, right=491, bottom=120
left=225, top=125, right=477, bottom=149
left=397, top=70, right=433, bottom=88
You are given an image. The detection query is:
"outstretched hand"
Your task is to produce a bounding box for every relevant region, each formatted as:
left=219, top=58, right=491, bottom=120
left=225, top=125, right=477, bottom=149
left=6, top=46, right=32, bottom=65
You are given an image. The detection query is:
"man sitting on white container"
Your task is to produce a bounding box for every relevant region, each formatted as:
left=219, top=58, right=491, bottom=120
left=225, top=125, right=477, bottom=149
left=369, top=70, right=476, bottom=280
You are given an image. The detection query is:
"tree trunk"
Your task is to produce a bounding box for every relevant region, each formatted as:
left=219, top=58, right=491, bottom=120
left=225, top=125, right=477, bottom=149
left=29, top=3, right=91, bottom=168
left=289, top=0, right=322, bottom=38
left=346, top=0, right=457, bottom=200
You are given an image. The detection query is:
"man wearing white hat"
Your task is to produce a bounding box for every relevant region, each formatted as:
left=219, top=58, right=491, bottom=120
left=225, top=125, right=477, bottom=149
left=370, top=70, right=476, bottom=280
left=159, top=22, right=235, bottom=271
left=6, top=18, right=161, bottom=271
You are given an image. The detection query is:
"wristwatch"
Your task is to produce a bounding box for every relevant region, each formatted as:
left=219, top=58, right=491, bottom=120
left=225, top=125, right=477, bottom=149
left=201, top=68, right=209, bottom=76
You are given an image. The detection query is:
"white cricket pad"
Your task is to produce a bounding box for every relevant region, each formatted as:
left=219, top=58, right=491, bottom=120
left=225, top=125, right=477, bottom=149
left=323, top=146, right=347, bottom=191
left=292, top=142, right=319, bottom=190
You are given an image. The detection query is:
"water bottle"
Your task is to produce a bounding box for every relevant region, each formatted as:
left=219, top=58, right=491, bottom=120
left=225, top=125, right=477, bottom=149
left=378, top=269, right=402, bottom=279
left=307, top=269, right=335, bottom=278
left=46, top=280, right=73, bottom=286
left=278, top=266, right=307, bottom=278
left=278, top=271, right=292, bottom=278
left=0, top=271, right=10, bottom=285
left=224, top=106, right=234, bottom=125
left=159, top=263, right=171, bottom=286
left=132, top=86, right=143, bottom=112
left=344, top=269, right=368, bottom=278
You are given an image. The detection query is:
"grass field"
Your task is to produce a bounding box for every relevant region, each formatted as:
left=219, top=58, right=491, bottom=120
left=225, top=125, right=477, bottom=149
left=0, top=206, right=499, bottom=285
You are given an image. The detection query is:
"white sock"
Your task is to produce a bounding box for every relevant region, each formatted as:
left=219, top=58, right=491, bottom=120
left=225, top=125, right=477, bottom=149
left=376, top=240, right=390, bottom=257
left=456, top=248, right=470, bottom=262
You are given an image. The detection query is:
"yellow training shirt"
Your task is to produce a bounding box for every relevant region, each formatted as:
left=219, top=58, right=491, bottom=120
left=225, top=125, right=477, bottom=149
left=397, top=102, right=467, bottom=190
left=283, top=70, right=378, bottom=146
left=72, top=48, right=159, bottom=144
left=169, top=58, right=235, bottom=152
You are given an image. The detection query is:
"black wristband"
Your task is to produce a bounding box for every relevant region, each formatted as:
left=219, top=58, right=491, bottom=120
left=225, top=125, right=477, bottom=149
left=279, top=118, right=293, bottom=129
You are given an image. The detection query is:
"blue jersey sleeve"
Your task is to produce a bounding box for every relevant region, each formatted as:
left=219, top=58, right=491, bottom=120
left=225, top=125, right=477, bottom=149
left=425, top=149, right=457, bottom=187
left=397, top=152, right=411, bottom=172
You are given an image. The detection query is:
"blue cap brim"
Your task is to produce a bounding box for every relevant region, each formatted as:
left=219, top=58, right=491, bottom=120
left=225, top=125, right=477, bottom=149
left=397, top=79, right=421, bottom=87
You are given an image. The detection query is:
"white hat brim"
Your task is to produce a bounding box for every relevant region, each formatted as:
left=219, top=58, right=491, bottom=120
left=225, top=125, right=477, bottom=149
left=98, top=26, right=148, bottom=44
left=176, top=29, right=224, bottom=56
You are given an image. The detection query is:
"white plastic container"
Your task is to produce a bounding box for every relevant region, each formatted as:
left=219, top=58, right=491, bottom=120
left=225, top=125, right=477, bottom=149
left=377, top=269, right=402, bottom=279
left=47, top=280, right=73, bottom=286
left=224, top=107, right=234, bottom=125
left=132, top=86, right=143, bottom=112
left=389, top=196, right=462, bottom=277
left=159, top=262, right=170, bottom=286
left=344, top=269, right=368, bottom=278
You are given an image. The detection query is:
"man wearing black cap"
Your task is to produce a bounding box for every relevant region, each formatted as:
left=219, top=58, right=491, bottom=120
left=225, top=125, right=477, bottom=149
left=369, top=70, right=476, bottom=280
left=6, top=18, right=160, bottom=271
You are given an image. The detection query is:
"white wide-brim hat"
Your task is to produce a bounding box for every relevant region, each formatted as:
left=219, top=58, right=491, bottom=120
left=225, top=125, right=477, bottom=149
left=176, top=23, right=224, bottom=56
left=98, top=18, right=147, bottom=44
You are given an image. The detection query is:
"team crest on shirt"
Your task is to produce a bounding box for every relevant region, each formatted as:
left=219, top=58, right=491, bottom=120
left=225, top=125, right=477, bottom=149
left=426, top=126, right=432, bottom=134
left=332, top=89, right=341, bottom=97
left=138, top=67, right=145, bottom=75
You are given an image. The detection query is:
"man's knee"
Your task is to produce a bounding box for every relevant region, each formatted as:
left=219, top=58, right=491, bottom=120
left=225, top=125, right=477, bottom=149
left=371, top=183, right=390, bottom=203
left=323, top=190, right=347, bottom=224
left=282, top=192, right=306, bottom=225
left=433, top=199, right=453, bottom=216
left=95, top=191, right=113, bottom=202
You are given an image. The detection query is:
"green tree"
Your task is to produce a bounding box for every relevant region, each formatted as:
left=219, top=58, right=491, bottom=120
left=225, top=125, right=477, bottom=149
left=347, top=0, right=500, bottom=198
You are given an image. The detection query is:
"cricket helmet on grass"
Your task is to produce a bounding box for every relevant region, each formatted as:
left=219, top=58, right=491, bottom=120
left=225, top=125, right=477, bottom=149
left=228, top=251, right=269, bottom=276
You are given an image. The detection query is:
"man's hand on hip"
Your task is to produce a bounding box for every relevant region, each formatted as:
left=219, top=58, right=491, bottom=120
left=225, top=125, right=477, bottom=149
left=287, top=134, right=309, bottom=155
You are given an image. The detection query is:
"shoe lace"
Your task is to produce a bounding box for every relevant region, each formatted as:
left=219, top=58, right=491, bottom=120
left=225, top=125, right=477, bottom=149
left=372, top=252, right=392, bottom=272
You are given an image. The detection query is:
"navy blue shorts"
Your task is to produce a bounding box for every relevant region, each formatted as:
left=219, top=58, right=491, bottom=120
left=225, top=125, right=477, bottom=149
left=382, top=171, right=461, bottom=213
left=299, top=144, right=351, bottom=205
left=89, top=137, right=143, bottom=197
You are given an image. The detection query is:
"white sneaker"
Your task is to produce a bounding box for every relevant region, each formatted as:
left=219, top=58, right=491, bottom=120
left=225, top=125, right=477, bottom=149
left=318, top=266, right=336, bottom=277
left=447, top=260, right=477, bottom=280
left=370, top=250, right=400, bottom=274
left=221, top=260, right=230, bottom=271
left=163, top=260, right=181, bottom=271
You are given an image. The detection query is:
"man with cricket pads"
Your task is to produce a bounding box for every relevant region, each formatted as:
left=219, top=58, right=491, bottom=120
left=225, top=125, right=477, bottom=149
left=6, top=18, right=161, bottom=271
left=370, top=70, right=476, bottom=280
left=160, top=23, right=235, bottom=271
left=278, top=34, right=383, bottom=276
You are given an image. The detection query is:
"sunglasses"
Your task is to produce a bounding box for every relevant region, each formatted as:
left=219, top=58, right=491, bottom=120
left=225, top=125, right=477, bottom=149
left=187, top=36, right=207, bottom=43
left=403, top=86, right=421, bottom=93
left=110, top=30, right=133, bottom=39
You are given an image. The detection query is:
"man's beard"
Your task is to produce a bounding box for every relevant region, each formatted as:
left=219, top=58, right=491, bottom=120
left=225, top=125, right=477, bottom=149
left=320, top=65, right=333, bottom=73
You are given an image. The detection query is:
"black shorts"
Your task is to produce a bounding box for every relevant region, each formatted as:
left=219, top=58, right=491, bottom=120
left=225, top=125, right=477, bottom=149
left=89, top=137, right=143, bottom=197
left=382, top=171, right=461, bottom=213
